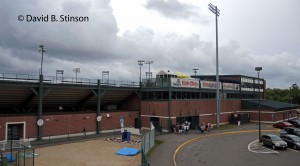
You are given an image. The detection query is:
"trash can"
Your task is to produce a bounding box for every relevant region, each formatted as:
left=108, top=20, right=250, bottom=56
left=126, top=132, right=131, bottom=141
left=122, top=131, right=127, bottom=141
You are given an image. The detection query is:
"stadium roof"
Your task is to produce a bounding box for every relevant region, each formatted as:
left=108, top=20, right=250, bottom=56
left=242, top=100, right=299, bottom=111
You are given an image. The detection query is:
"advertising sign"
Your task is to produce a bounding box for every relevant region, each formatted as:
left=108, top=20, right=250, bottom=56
left=200, top=80, right=221, bottom=89
left=223, top=82, right=240, bottom=91
left=171, top=78, right=199, bottom=88
left=200, top=81, right=239, bottom=90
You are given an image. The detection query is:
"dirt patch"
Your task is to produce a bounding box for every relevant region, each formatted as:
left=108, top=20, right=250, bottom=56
left=35, top=138, right=141, bottom=166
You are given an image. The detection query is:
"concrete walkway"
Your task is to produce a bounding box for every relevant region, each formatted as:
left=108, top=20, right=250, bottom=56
left=148, top=123, right=275, bottom=166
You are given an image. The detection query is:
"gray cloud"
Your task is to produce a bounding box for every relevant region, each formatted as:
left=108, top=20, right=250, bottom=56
left=0, top=0, right=299, bottom=89
left=0, top=0, right=121, bottom=63
left=144, top=0, right=209, bottom=24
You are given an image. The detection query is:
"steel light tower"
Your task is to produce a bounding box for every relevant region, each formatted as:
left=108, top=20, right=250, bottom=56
left=255, top=67, right=262, bottom=142
left=39, top=45, right=46, bottom=75
left=208, top=3, right=220, bottom=127
left=192, top=68, right=199, bottom=76
left=73, top=68, right=80, bottom=83
left=145, top=61, right=154, bottom=79
left=38, top=45, right=46, bottom=141
left=102, top=71, right=109, bottom=85
left=137, top=60, right=145, bottom=130
left=137, top=60, right=145, bottom=84
left=56, top=70, right=64, bottom=83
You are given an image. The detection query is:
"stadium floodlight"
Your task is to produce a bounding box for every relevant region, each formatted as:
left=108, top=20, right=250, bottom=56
left=192, top=68, right=199, bottom=76
left=73, top=68, right=80, bottom=83
left=56, top=70, right=64, bottom=83
left=255, top=67, right=262, bottom=142
left=38, top=45, right=46, bottom=75
left=137, top=60, right=145, bottom=84
left=208, top=3, right=220, bottom=16
left=145, top=61, right=154, bottom=79
left=102, top=71, right=109, bottom=84
left=208, top=3, right=221, bottom=127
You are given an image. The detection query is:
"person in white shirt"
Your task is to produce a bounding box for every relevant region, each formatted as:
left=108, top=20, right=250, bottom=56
left=238, top=121, right=241, bottom=130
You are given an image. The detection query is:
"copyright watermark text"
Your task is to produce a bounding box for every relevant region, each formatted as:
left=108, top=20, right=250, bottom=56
left=18, top=15, right=89, bottom=22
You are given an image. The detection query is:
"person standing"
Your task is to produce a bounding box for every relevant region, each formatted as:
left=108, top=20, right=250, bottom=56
left=83, top=127, right=86, bottom=137
left=207, top=123, right=211, bottom=132
left=200, top=123, right=205, bottom=134
left=238, top=121, right=241, bottom=130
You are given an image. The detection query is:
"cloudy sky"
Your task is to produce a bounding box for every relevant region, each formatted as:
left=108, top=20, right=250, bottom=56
left=0, top=0, right=299, bottom=88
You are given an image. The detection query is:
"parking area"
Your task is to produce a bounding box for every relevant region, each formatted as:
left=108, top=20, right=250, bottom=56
left=176, top=131, right=299, bottom=166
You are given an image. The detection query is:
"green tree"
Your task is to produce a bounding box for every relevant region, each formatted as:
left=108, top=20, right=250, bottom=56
left=290, top=83, right=300, bottom=104
left=266, top=88, right=291, bottom=103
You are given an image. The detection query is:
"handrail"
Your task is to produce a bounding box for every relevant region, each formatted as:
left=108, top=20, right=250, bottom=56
left=0, top=72, right=139, bottom=87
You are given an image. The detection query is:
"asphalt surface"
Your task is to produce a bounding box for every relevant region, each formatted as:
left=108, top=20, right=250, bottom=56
left=148, top=123, right=298, bottom=166
left=176, top=132, right=299, bottom=166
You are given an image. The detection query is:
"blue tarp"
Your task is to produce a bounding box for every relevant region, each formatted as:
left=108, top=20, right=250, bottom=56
left=116, top=147, right=141, bottom=156
left=6, top=153, right=16, bottom=162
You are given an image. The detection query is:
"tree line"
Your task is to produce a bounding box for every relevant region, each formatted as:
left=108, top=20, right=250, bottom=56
left=266, top=83, right=300, bottom=104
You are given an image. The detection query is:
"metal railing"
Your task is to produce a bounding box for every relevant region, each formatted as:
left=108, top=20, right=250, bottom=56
left=142, top=78, right=169, bottom=88
left=0, top=73, right=139, bottom=87
left=31, top=130, right=121, bottom=147
left=0, top=140, right=35, bottom=166
left=0, top=149, right=35, bottom=166
left=0, top=140, right=31, bottom=151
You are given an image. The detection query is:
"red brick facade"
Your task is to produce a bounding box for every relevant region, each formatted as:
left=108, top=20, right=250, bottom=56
left=0, top=95, right=297, bottom=141
left=0, top=111, right=138, bottom=140
left=141, top=100, right=241, bottom=129
left=238, top=109, right=298, bottom=123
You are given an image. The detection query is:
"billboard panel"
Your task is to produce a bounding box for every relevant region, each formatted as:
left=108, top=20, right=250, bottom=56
left=200, top=80, right=221, bottom=89
left=223, top=82, right=240, bottom=91
left=171, top=78, right=199, bottom=88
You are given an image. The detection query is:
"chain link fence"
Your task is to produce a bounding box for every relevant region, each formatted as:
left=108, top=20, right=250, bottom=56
left=0, top=148, right=35, bottom=166
left=141, top=129, right=155, bottom=166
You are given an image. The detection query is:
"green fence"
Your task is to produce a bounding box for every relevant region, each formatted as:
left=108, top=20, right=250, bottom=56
left=17, top=148, right=36, bottom=166
left=0, top=148, right=35, bottom=166
left=141, top=129, right=155, bottom=166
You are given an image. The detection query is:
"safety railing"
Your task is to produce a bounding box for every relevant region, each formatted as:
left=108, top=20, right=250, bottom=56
left=0, top=149, right=35, bottom=166
left=0, top=73, right=139, bottom=87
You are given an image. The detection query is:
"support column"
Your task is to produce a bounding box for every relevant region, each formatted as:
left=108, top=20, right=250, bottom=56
left=38, top=75, right=43, bottom=141
left=96, top=80, right=101, bottom=134
left=168, top=78, right=172, bottom=132
left=138, top=82, right=142, bottom=129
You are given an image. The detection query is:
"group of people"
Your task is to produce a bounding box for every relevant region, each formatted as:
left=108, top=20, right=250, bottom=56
left=172, top=121, right=191, bottom=134
left=172, top=122, right=214, bottom=134
left=198, top=122, right=213, bottom=134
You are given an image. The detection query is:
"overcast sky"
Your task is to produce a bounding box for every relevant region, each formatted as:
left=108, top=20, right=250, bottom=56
left=0, top=0, right=299, bottom=88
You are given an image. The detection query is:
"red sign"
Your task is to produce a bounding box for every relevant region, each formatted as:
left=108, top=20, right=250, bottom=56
left=171, top=78, right=199, bottom=88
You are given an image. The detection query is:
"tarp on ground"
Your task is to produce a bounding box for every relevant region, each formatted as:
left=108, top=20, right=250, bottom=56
left=6, top=153, right=16, bottom=162
left=115, top=147, right=141, bottom=156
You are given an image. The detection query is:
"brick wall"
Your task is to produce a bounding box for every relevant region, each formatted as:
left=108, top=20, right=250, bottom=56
left=0, top=111, right=138, bottom=140
left=141, top=99, right=241, bottom=128
left=242, top=109, right=298, bottom=123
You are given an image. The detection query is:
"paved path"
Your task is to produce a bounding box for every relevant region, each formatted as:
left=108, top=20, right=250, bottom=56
left=149, top=123, right=274, bottom=166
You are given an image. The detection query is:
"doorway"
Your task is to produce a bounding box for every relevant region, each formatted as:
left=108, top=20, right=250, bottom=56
left=6, top=123, right=24, bottom=140
left=150, top=117, right=161, bottom=132
left=176, top=116, right=199, bottom=129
